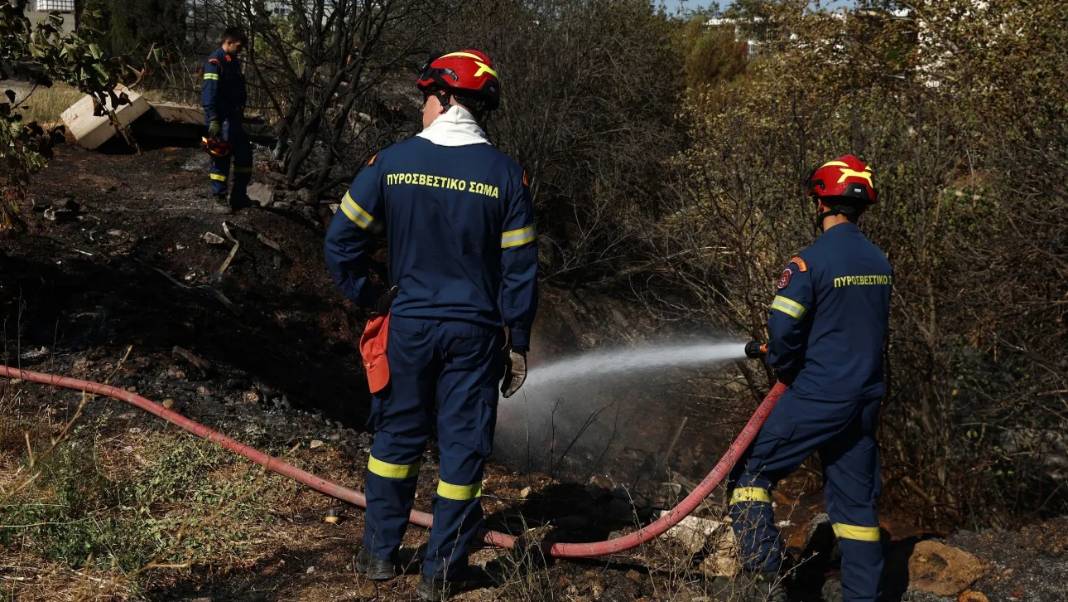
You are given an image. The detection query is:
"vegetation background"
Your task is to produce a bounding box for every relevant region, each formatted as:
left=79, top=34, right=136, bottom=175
left=2, top=0, right=1066, bottom=591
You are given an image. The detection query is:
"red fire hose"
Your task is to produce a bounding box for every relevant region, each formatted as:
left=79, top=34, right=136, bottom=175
left=0, top=364, right=784, bottom=558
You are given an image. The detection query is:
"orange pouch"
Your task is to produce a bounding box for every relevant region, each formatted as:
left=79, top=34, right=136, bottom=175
left=359, top=313, right=390, bottom=394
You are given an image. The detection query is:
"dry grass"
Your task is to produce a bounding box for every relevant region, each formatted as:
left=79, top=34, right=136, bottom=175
left=12, top=83, right=84, bottom=125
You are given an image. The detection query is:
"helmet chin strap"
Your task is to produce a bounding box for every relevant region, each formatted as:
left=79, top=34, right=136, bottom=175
left=433, top=89, right=452, bottom=114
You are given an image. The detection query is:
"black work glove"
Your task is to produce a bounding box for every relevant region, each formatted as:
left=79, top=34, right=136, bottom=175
left=373, top=286, right=398, bottom=316
left=501, top=348, right=527, bottom=398
left=207, top=120, right=221, bottom=137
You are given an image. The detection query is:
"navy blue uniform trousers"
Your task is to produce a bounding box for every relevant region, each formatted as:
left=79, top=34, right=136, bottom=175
left=729, top=389, right=884, bottom=602
left=208, top=116, right=252, bottom=200
left=363, top=316, right=502, bottom=579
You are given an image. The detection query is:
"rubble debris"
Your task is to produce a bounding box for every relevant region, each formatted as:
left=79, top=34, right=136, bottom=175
left=908, top=540, right=988, bottom=596
left=18, top=346, right=49, bottom=362
left=61, top=84, right=150, bottom=150
left=202, top=232, right=226, bottom=246
left=959, top=590, right=990, bottom=602
left=246, top=182, right=274, bottom=207
left=699, top=528, right=740, bottom=578
left=660, top=513, right=725, bottom=555
left=309, top=439, right=324, bottom=449
left=323, top=507, right=341, bottom=524
left=43, top=199, right=79, bottom=222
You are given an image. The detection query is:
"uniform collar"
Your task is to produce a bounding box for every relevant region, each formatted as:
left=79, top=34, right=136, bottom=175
left=822, top=221, right=860, bottom=236
left=417, top=105, right=490, bottom=147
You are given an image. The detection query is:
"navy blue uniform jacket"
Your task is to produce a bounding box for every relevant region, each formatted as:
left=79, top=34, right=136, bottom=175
left=201, top=48, right=246, bottom=121
left=767, top=222, right=892, bottom=401
left=324, top=137, right=538, bottom=351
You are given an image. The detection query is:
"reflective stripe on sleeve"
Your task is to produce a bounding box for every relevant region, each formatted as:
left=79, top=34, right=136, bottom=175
left=832, top=523, right=881, bottom=542
left=730, top=486, right=771, bottom=504
left=340, top=191, right=374, bottom=229
left=204, top=73, right=219, bottom=81
left=367, top=455, right=420, bottom=480
left=436, top=479, right=483, bottom=501
left=501, top=225, right=535, bottom=249
left=770, top=295, right=807, bottom=319
left=209, top=173, right=227, bottom=182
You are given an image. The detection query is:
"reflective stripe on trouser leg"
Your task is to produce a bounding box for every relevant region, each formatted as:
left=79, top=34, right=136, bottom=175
left=209, top=155, right=230, bottom=195
left=822, top=397, right=883, bottom=602
left=363, top=317, right=437, bottom=562
left=728, top=483, right=780, bottom=572
left=422, top=319, right=503, bottom=580
left=836, top=530, right=883, bottom=602
left=363, top=451, right=420, bottom=561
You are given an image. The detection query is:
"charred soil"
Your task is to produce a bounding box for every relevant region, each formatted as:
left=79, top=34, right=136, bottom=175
left=1, top=144, right=1065, bottom=601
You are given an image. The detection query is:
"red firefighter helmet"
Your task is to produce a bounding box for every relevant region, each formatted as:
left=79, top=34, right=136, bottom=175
left=201, top=136, right=232, bottom=158
left=806, top=154, right=877, bottom=205
left=417, top=49, right=501, bottom=111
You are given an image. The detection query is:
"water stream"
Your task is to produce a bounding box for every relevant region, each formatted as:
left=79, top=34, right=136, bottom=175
left=495, top=341, right=749, bottom=482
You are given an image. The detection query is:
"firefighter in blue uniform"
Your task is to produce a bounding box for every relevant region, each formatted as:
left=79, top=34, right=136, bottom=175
left=201, top=27, right=252, bottom=210
left=732, top=155, right=891, bottom=602
left=323, top=50, right=537, bottom=600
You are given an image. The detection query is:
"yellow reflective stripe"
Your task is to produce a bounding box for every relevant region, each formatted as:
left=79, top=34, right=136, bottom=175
left=438, top=52, right=498, bottom=79
left=367, top=455, right=420, bottom=480
left=436, top=479, right=482, bottom=501
left=821, top=160, right=849, bottom=168
left=440, top=51, right=486, bottom=61
left=209, top=173, right=227, bottom=182
left=501, top=225, right=535, bottom=249
left=340, top=192, right=374, bottom=229
left=832, top=523, right=880, bottom=542
left=770, top=295, right=806, bottom=319
left=730, top=487, right=771, bottom=504
left=204, top=73, right=219, bottom=81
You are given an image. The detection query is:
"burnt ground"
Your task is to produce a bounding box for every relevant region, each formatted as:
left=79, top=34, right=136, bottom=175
left=1, top=142, right=1066, bottom=601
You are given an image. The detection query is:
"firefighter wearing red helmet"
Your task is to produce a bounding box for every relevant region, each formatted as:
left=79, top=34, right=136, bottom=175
left=731, top=155, right=892, bottom=602
left=324, top=49, right=536, bottom=600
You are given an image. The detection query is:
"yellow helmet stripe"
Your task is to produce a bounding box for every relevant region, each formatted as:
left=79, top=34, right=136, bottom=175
left=439, top=52, right=499, bottom=79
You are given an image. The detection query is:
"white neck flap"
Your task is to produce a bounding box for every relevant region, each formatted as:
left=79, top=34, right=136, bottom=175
left=417, top=105, right=491, bottom=147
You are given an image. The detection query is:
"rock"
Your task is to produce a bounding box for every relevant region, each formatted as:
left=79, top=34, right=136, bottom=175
left=243, top=389, right=260, bottom=404
left=309, top=439, right=324, bottom=449
left=698, top=527, right=741, bottom=578
left=195, top=385, right=211, bottom=398
left=908, top=540, right=987, bottom=597
left=661, top=513, right=725, bottom=555
left=959, top=591, right=990, bottom=602
left=520, top=486, right=532, bottom=498
left=246, top=182, right=274, bottom=206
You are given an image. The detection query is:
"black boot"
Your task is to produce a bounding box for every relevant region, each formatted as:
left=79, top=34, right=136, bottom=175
left=416, top=567, right=487, bottom=601
left=355, top=549, right=396, bottom=581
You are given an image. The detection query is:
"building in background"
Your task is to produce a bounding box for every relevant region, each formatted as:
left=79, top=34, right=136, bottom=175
left=25, top=0, right=77, bottom=33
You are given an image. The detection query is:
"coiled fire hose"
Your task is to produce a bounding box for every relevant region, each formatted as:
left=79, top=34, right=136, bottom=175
left=0, top=364, right=784, bottom=558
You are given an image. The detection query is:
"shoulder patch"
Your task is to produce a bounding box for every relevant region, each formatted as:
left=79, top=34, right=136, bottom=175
left=789, top=256, right=808, bottom=272
left=208, top=58, right=220, bottom=65
left=224, top=54, right=233, bottom=62
left=776, top=267, right=793, bottom=290
left=367, top=153, right=378, bottom=166
left=522, top=170, right=530, bottom=187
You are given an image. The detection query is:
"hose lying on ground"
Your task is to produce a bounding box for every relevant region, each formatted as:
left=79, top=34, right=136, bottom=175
left=0, top=364, right=784, bottom=558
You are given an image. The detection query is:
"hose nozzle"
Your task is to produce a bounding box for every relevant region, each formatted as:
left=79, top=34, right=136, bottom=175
left=745, top=340, right=767, bottom=359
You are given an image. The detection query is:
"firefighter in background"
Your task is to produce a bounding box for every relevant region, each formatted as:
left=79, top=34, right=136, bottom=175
left=731, top=155, right=892, bottom=602
left=323, top=50, right=537, bottom=600
left=201, top=27, right=252, bottom=211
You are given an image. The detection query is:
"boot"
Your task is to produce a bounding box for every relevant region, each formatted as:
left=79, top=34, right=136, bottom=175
left=355, top=548, right=396, bottom=581
left=415, top=566, right=487, bottom=601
